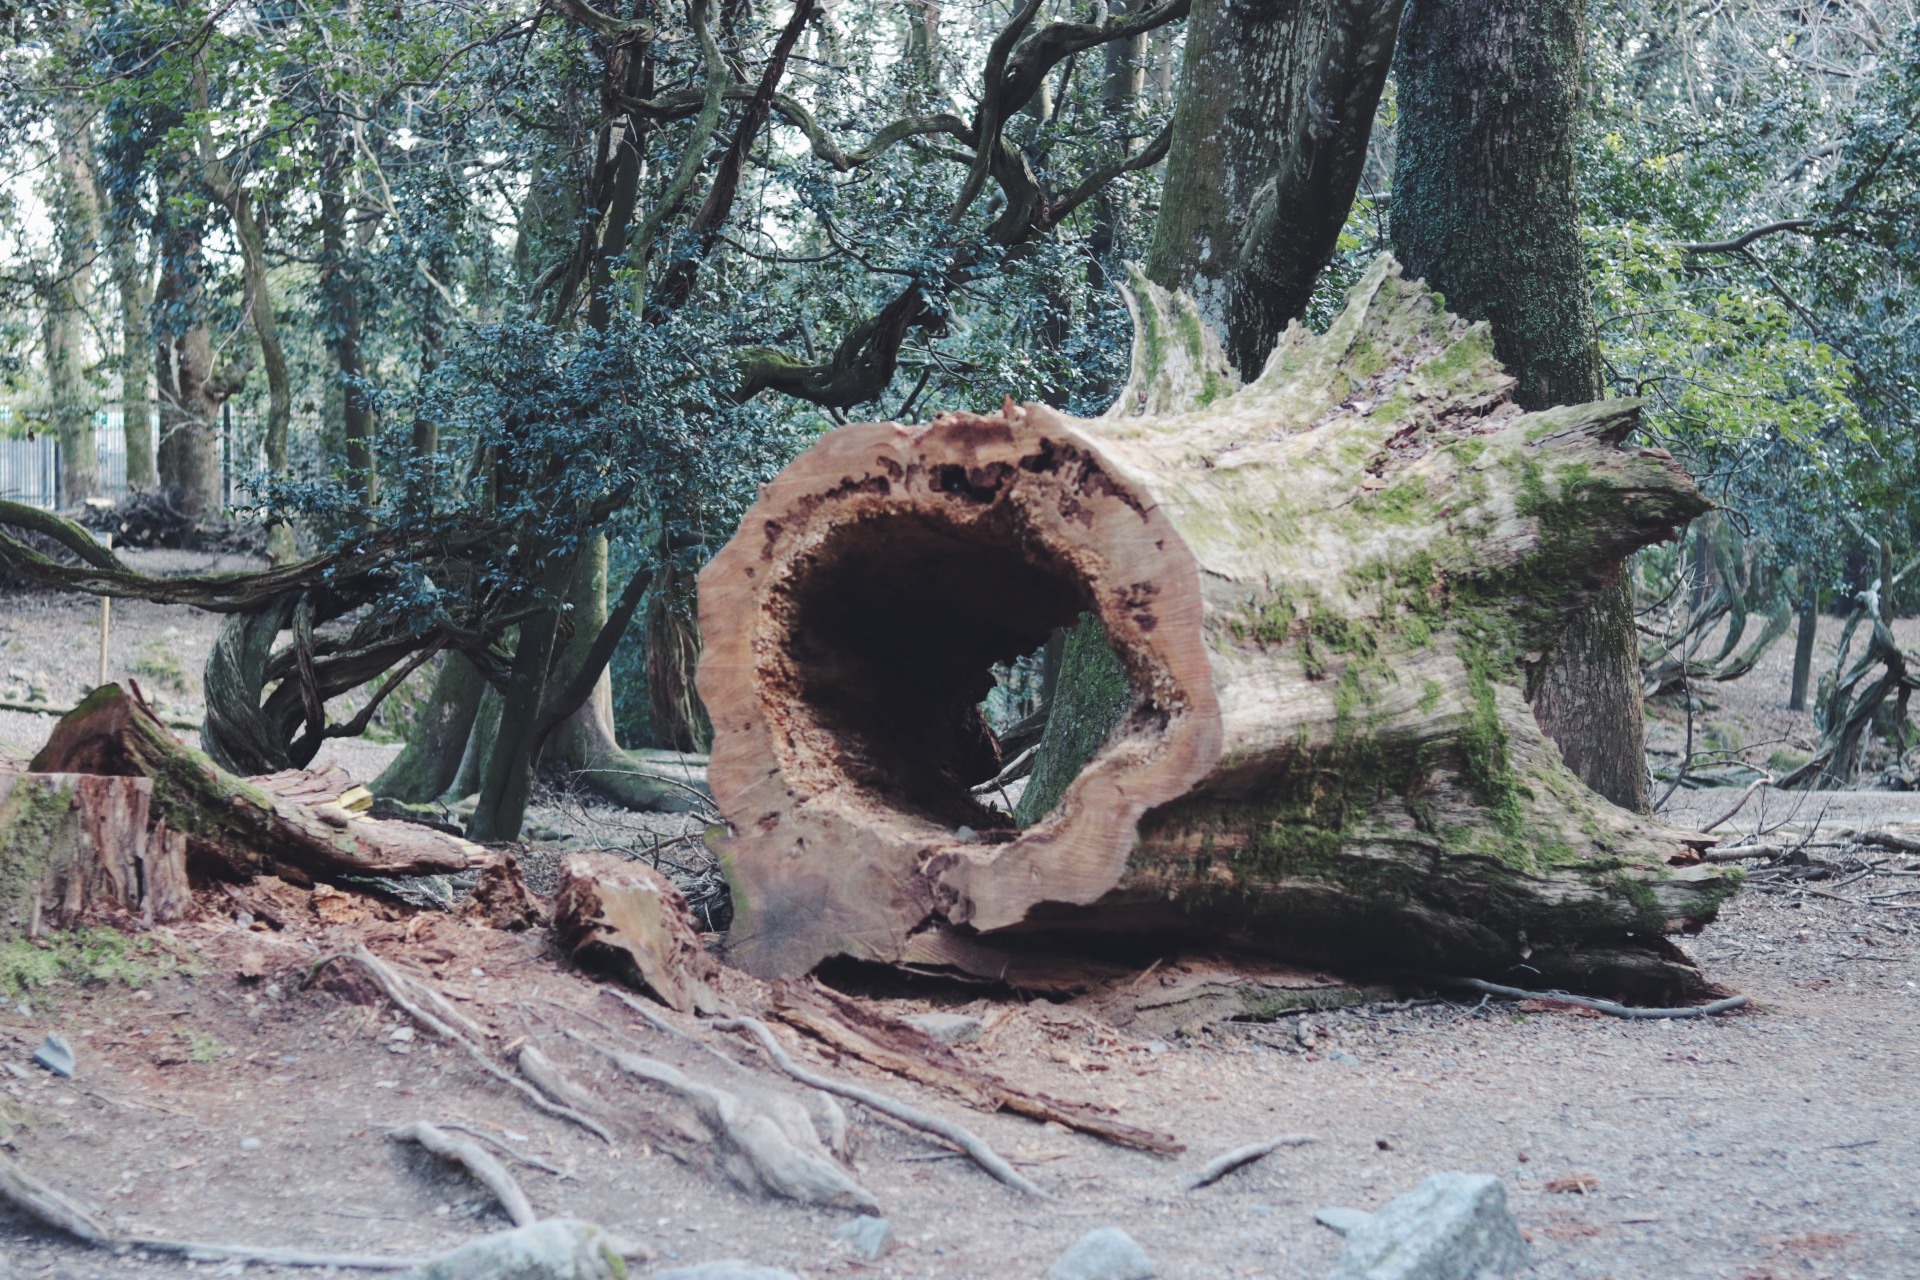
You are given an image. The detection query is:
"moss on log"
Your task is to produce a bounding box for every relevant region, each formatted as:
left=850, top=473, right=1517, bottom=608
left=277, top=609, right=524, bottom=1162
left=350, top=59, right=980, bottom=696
left=30, top=684, right=487, bottom=885
left=698, top=256, right=1734, bottom=1001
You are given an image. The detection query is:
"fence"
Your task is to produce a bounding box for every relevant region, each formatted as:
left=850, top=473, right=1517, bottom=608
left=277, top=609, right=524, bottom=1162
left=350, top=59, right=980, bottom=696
left=2, top=405, right=328, bottom=512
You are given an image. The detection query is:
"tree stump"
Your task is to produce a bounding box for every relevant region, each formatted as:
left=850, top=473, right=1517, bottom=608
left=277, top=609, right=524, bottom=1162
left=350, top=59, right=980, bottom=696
left=0, top=767, right=188, bottom=932
left=698, top=257, right=1736, bottom=1000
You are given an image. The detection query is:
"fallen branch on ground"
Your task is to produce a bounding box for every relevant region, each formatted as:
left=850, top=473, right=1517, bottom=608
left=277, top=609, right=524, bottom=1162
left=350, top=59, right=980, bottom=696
left=389, top=1122, right=537, bottom=1228
left=710, top=1014, right=1046, bottom=1198
left=1430, top=975, right=1749, bottom=1019
left=307, top=947, right=613, bottom=1144
left=1182, top=1135, right=1314, bottom=1190
left=564, top=1028, right=879, bottom=1211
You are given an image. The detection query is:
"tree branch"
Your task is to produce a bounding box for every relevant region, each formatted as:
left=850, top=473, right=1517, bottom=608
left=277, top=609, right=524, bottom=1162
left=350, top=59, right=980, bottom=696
left=1681, top=219, right=1817, bottom=254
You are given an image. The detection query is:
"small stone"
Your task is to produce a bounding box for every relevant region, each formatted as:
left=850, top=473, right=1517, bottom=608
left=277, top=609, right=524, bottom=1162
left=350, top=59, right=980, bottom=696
left=1326, top=1172, right=1530, bottom=1280
left=239, top=1137, right=261, bottom=1151
left=1047, top=1227, right=1156, bottom=1280
left=904, top=1013, right=984, bottom=1045
left=389, top=1026, right=416, bottom=1042
left=1328, top=1049, right=1359, bottom=1064
left=649, top=1264, right=800, bottom=1280
left=1314, top=1207, right=1373, bottom=1236
left=831, top=1215, right=892, bottom=1261
left=32, top=1034, right=74, bottom=1078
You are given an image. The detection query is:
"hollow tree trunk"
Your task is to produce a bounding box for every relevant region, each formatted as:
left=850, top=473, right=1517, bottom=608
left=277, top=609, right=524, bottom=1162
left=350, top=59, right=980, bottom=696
left=698, top=258, right=1735, bottom=1001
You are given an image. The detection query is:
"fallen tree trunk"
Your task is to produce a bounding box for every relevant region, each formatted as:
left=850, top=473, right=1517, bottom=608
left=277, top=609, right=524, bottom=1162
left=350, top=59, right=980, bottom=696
left=697, top=256, right=1737, bottom=1001
left=27, top=683, right=487, bottom=885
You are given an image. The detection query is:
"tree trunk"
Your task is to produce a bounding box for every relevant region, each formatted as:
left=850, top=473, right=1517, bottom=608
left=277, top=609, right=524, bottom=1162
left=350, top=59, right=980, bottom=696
left=1144, top=0, right=1403, bottom=374
left=320, top=130, right=374, bottom=505
left=1389, top=0, right=1647, bottom=813
left=153, top=227, right=224, bottom=519
left=698, top=259, right=1734, bottom=1001
left=1789, top=583, right=1817, bottom=712
left=30, top=684, right=485, bottom=884
left=371, top=654, right=488, bottom=804
left=108, top=228, right=155, bottom=490
left=47, top=102, right=102, bottom=506
left=544, top=536, right=709, bottom=811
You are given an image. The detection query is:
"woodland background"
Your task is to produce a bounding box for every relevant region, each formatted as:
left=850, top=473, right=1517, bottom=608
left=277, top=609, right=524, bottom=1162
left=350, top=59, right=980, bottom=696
left=1, top=0, right=1917, bottom=830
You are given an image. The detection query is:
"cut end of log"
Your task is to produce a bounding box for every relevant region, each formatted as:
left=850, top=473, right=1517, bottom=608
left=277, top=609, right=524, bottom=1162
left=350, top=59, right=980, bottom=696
left=698, top=401, right=1224, bottom=976
left=700, top=255, right=1736, bottom=1000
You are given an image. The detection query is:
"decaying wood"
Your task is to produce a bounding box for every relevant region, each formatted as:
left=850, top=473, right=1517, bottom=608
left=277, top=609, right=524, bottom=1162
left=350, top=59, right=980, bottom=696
left=552, top=853, right=719, bottom=1013
left=712, top=1014, right=1046, bottom=1198
left=771, top=978, right=1182, bottom=1153
left=28, top=684, right=487, bottom=885
left=1182, top=1134, right=1315, bottom=1190
left=0, top=769, right=189, bottom=936
left=389, top=1122, right=538, bottom=1228
left=311, top=947, right=614, bottom=1144
left=697, top=255, right=1737, bottom=1001
left=564, top=1028, right=880, bottom=1212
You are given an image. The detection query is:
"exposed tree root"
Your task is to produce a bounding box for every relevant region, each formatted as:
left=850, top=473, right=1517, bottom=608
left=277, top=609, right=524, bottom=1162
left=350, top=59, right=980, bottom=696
left=1182, top=1135, right=1314, bottom=1190
left=1432, top=975, right=1751, bottom=1019
left=563, top=1028, right=880, bottom=1212
left=389, top=1122, right=537, bottom=1228
left=710, top=1015, right=1046, bottom=1198
left=308, top=947, right=614, bottom=1144
left=770, top=978, right=1182, bottom=1153
left=601, top=991, right=852, bottom=1158
left=0, top=1148, right=430, bottom=1269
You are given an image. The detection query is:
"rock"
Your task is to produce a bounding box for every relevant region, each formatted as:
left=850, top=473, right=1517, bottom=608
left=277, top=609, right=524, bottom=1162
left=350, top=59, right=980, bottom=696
left=1047, top=1227, right=1156, bottom=1280
left=1325, top=1173, right=1530, bottom=1280
left=830, top=1215, right=892, bottom=1260
left=399, top=1219, right=633, bottom=1279
left=649, top=1265, right=800, bottom=1280
left=31, top=1034, right=74, bottom=1078
left=552, top=853, right=719, bottom=1014
left=1315, top=1207, right=1373, bottom=1236
left=903, top=1012, right=984, bottom=1045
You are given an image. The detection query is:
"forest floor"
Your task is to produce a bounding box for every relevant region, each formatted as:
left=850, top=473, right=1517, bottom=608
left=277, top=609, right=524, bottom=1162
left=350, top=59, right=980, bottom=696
left=0, top=575, right=1914, bottom=1279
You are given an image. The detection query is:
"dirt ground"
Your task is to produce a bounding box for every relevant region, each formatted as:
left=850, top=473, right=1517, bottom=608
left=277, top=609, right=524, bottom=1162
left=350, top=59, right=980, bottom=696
left=0, top=581, right=1915, bottom=1280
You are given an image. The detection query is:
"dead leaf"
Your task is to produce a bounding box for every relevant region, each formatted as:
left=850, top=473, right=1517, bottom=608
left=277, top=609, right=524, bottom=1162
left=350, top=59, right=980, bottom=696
left=1546, top=1173, right=1600, bottom=1194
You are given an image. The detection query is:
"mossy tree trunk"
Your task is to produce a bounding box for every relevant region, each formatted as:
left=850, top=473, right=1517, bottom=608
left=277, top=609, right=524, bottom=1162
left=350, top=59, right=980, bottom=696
left=1144, top=0, right=1404, bottom=374
left=699, top=258, right=1736, bottom=1002
left=1389, top=0, right=1649, bottom=813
